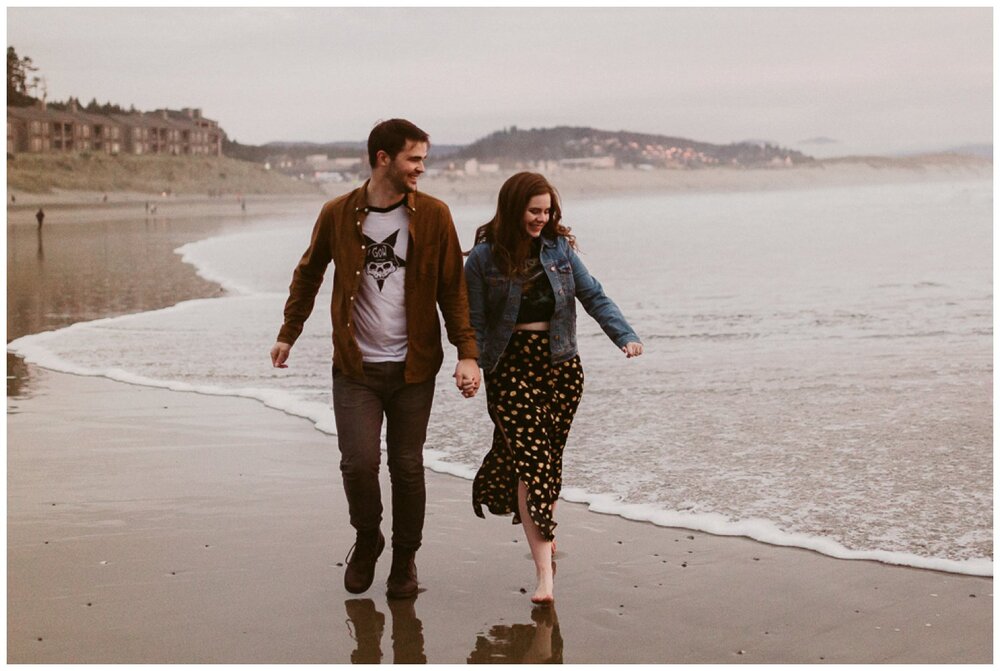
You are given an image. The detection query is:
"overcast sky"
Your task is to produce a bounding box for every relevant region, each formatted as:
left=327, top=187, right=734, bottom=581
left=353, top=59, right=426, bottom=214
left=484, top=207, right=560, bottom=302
left=7, top=7, right=992, bottom=156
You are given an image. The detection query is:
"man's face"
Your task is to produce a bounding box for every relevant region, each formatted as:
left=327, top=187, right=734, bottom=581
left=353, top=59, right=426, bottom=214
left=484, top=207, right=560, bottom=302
left=383, top=140, right=428, bottom=194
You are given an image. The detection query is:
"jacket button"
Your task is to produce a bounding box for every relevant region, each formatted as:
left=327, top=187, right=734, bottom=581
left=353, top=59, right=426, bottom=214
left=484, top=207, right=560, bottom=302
left=350, top=296, right=354, bottom=301
left=361, top=245, right=366, bottom=250
left=554, top=335, right=560, bottom=340
left=550, top=266, right=556, bottom=271
left=355, top=270, right=360, bottom=275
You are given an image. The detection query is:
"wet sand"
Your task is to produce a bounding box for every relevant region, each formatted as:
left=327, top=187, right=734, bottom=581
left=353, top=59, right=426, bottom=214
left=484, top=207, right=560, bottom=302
left=7, top=369, right=993, bottom=663
left=6, top=169, right=993, bottom=662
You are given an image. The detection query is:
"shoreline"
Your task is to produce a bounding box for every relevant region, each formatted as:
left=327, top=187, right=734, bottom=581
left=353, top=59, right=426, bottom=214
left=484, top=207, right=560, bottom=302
left=5, top=191, right=324, bottom=227
left=7, top=182, right=993, bottom=575
left=7, top=368, right=993, bottom=663
left=9, top=328, right=993, bottom=579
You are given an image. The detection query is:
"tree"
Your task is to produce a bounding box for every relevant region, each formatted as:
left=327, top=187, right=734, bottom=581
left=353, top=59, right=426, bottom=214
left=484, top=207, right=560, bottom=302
left=7, top=46, right=38, bottom=106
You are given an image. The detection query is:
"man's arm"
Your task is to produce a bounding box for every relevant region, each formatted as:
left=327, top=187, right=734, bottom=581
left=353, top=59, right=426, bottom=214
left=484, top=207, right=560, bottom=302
left=271, top=205, right=334, bottom=367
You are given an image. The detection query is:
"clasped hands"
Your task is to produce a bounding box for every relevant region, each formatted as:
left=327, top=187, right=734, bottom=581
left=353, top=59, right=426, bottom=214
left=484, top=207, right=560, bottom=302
left=454, top=358, right=481, bottom=398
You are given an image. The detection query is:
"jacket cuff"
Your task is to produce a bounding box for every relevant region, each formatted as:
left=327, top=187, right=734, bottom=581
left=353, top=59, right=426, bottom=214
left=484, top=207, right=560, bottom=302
left=276, top=325, right=300, bottom=346
left=457, top=342, right=480, bottom=361
left=613, top=330, right=640, bottom=349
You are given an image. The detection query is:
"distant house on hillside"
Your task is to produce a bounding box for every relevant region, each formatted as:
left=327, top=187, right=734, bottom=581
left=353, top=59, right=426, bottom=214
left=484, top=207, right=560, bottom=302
left=7, top=102, right=222, bottom=157
left=558, top=156, right=616, bottom=170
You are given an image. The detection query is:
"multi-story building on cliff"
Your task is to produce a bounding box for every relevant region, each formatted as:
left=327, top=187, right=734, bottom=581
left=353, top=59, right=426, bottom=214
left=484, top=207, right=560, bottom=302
left=7, top=102, right=222, bottom=156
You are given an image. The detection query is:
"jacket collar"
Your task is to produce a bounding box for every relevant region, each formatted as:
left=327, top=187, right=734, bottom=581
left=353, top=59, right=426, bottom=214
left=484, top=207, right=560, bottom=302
left=351, top=179, right=418, bottom=214
left=540, top=234, right=558, bottom=249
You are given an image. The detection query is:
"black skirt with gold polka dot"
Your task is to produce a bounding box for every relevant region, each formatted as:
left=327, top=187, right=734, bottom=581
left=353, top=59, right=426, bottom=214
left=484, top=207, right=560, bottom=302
left=472, top=330, right=584, bottom=541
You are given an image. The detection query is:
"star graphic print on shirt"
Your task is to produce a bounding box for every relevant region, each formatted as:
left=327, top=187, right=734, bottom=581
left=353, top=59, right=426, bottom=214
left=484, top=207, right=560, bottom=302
left=354, top=201, right=410, bottom=362
left=363, top=230, right=407, bottom=292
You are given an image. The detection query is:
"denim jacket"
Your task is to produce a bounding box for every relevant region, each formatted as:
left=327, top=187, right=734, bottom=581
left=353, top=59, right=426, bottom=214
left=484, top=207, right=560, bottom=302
left=465, top=235, right=640, bottom=373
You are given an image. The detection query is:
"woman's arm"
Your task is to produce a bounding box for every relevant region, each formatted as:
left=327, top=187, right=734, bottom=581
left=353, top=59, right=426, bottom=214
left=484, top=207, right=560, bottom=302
left=464, top=246, right=488, bottom=359
left=569, top=246, right=642, bottom=354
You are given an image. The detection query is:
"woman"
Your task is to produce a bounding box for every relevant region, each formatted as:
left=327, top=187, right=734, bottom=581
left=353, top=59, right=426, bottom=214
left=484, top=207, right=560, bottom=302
left=464, top=172, right=643, bottom=604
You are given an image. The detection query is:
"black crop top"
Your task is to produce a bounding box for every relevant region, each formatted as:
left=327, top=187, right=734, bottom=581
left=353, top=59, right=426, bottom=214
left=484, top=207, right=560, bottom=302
left=516, top=243, right=555, bottom=323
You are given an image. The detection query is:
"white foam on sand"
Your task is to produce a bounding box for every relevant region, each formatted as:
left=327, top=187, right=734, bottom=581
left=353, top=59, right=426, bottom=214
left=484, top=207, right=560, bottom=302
left=554, top=488, right=993, bottom=577
left=8, top=305, right=339, bottom=437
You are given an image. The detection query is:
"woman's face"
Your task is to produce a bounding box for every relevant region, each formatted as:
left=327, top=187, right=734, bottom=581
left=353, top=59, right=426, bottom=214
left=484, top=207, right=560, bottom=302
left=521, top=193, right=551, bottom=238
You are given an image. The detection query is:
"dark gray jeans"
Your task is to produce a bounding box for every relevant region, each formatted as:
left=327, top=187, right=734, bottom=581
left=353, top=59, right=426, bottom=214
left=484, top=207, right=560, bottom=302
left=332, top=362, right=435, bottom=551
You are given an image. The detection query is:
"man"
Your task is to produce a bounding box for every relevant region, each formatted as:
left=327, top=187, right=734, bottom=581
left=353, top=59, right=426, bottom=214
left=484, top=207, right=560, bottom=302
left=270, top=119, right=480, bottom=598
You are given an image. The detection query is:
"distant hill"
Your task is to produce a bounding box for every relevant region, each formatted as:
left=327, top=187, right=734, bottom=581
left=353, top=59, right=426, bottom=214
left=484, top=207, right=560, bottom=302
left=797, top=136, right=839, bottom=145
left=943, top=144, right=992, bottom=159
left=224, top=138, right=464, bottom=163
left=228, top=127, right=809, bottom=168
left=454, top=126, right=813, bottom=167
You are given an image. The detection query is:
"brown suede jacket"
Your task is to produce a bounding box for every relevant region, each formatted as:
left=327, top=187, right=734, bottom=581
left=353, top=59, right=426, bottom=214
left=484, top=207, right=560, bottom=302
left=277, top=182, right=478, bottom=382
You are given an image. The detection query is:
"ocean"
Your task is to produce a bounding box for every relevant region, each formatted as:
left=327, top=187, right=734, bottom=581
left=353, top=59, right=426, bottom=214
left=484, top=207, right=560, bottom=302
left=9, top=179, right=992, bottom=576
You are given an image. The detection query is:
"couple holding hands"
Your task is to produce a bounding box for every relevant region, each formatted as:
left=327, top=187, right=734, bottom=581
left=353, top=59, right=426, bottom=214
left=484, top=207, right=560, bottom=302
left=270, top=119, right=642, bottom=605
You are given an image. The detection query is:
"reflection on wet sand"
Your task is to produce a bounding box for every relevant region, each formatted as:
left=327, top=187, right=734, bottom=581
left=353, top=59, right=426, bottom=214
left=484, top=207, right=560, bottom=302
left=7, top=217, right=225, bottom=343
left=344, top=598, right=426, bottom=664
left=6, top=216, right=228, bottom=399
left=7, top=352, right=33, bottom=401
left=467, top=605, right=563, bottom=664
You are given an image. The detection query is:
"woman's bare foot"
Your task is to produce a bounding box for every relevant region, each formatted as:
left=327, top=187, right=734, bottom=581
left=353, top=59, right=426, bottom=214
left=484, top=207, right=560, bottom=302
left=530, top=565, right=555, bottom=604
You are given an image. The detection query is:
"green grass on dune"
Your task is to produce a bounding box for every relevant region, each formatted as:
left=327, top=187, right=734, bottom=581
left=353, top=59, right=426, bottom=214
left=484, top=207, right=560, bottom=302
left=7, top=152, right=320, bottom=195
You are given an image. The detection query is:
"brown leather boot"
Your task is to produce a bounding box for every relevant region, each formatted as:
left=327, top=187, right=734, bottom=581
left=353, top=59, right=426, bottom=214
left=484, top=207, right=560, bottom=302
left=386, top=547, right=418, bottom=599
left=344, top=530, right=385, bottom=594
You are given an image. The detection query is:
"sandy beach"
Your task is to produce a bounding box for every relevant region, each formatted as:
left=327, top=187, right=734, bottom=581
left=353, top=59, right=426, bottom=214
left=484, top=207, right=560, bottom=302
left=8, top=369, right=993, bottom=663
left=7, top=165, right=993, bottom=663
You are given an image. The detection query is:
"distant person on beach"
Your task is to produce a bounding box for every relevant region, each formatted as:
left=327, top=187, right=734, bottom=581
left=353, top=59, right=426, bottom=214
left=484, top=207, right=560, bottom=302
left=464, top=172, right=643, bottom=604
left=35, top=208, right=44, bottom=228
left=270, top=118, right=480, bottom=599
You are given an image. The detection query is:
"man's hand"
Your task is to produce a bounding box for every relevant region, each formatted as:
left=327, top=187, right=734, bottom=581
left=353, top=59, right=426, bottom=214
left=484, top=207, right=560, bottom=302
left=454, top=358, right=481, bottom=398
left=621, top=342, right=644, bottom=358
left=270, top=341, right=291, bottom=368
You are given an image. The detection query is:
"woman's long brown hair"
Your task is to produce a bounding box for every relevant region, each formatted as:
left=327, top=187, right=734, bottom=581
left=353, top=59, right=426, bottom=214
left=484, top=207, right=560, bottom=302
left=473, top=172, right=577, bottom=278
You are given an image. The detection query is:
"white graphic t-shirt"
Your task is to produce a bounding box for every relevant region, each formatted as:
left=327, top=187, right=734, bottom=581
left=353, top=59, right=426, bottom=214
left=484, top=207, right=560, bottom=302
left=354, top=199, right=409, bottom=362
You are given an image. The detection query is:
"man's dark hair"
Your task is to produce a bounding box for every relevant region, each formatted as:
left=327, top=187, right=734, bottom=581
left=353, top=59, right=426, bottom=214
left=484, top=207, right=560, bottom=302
left=367, top=118, right=430, bottom=167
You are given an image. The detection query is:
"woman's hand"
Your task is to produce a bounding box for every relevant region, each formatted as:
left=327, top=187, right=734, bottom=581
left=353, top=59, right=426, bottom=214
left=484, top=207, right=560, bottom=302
left=621, top=342, right=643, bottom=358
left=454, top=358, right=481, bottom=397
